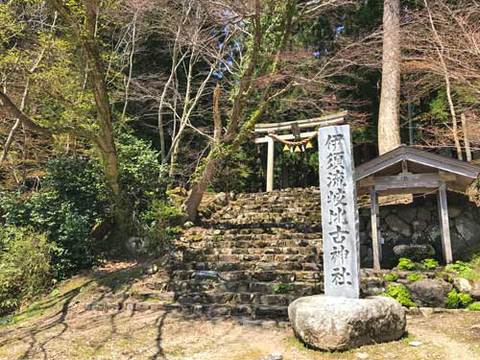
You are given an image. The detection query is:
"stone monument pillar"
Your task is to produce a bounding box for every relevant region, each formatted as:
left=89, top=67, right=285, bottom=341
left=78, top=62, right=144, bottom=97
left=288, top=124, right=406, bottom=352
left=317, top=124, right=360, bottom=299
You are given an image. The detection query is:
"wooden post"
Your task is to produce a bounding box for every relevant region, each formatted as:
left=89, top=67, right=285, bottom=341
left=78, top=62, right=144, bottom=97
left=370, top=187, right=382, bottom=270
left=437, top=182, right=453, bottom=264
left=266, top=137, right=274, bottom=192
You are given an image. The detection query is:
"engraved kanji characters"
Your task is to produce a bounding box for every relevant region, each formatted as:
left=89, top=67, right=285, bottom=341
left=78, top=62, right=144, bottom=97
left=331, top=266, right=352, bottom=286
left=328, top=225, right=349, bottom=244
left=330, top=244, right=350, bottom=265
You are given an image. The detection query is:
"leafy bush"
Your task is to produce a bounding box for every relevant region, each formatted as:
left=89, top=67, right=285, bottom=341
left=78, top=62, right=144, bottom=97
left=468, top=302, right=480, bottom=311
left=445, top=260, right=480, bottom=281
left=116, top=131, right=166, bottom=214
left=406, top=273, right=423, bottom=282
left=138, top=199, right=183, bottom=256
left=445, top=289, right=473, bottom=309
left=397, top=258, right=416, bottom=271
left=0, top=226, right=52, bottom=315
left=0, top=156, right=106, bottom=278
left=382, top=284, right=416, bottom=308
left=422, top=258, right=439, bottom=270
left=383, top=272, right=399, bottom=282
left=445, top=261, right=471, bottom=274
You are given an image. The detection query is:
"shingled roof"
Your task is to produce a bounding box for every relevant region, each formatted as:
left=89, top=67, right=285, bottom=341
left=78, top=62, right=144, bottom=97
left=355, top=145, right=480, bottom=193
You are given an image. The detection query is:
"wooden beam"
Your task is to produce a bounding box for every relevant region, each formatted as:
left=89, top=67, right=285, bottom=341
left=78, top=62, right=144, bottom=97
left=254, top=111, right=347, bottom=133
left=437, top=182, right=453, bottom=264
left=266, top=137, right=274, bottom=192
left=370, top=188, right=382, bottom=270
left=373, top=173, right=442, bottom=192
left=254, top=131, right=316, bottom=144
left=375, top=187, right=437, bottom=196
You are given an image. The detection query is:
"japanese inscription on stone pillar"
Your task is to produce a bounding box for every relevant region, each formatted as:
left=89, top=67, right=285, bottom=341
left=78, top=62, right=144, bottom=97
left=318, top=125, right=360, bottom=298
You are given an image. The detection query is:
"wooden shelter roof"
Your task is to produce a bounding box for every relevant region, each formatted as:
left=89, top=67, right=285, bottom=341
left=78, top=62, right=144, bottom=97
left=355, top=145, right=480, bottom=193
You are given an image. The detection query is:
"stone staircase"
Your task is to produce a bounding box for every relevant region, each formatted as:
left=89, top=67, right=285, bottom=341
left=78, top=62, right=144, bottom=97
left=169, top=187, right=324, bottom=319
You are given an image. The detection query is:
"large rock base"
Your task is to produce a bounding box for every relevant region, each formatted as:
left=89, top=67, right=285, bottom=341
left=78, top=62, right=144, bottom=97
left=288, top=295, right=406, bottom=351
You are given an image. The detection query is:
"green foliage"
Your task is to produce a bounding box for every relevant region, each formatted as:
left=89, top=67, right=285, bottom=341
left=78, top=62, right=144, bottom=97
left=445, top=259, right=480, bottom=280
left=1, top=157, right=106, bottom=278
left=467, top=302, right=480, bottom=311
left=422, top=258, right=439, bottom=270
left=211, top=147, right=256, bottom=193
left=383, top=272, right=399, bottom=282
left=138, top=199, right=183, bottom=256
left=0, top=226, right=52, bottom=316
left=272, top=283, right=295, bottom=294
left=0, top=4, right=23, bottom=47
left=445, top=261, right=471, bottom=273
left=116, top=131, right=166, bottom=214
left=429, top=90, right=449, bottom=122
left=382, top=284, right=416, bottom=308
left=397, top=258, right=416, bottom=271
left=406, top=273, right=423, bottom=282
left=445, top=290, right=473, bottom=309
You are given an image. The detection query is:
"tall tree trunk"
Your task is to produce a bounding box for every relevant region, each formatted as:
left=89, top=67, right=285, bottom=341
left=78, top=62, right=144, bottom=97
left=378, top=0, right=402, bottom=155
left=49, top=0, right=129, bottom=241
left=182, top=0, right=296, bottom=222
left=461, top=113, right=472, bottom=162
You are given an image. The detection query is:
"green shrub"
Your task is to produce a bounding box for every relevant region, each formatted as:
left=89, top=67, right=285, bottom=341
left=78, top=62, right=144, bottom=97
left=445, top=289, right=473, bottom=309
left=445, top=260, right=480, bottom=281
left=138, top=199, right=184, bottom=256
left=0, top=156, right=106, bottom=278
left=467, top=302, right=480, bottom=311
left=422, top=258, right=439, bottom=270
left=406, top=273, right=423, bottom=282
left=445, top=261, right=471, bottom=274
left=116, top=131, right=167, bottom=214
left=397, top=258, right=416, bottom=271
left=0, top=226, right=52, bottom=315
left=1, top=190, right=98, bottom=279
left=382, top=284, right=416, bottom=308
left=383, top=272, right=399, bottom=282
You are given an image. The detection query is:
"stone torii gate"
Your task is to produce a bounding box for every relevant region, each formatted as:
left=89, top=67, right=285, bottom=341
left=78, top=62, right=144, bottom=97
left=254, top=111, right=347, bottom=192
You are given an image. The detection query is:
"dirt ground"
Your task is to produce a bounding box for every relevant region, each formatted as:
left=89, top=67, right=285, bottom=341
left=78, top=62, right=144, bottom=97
left=1, top=306, right=480, bottom=360
left=1, top=265, right=480, bottom=360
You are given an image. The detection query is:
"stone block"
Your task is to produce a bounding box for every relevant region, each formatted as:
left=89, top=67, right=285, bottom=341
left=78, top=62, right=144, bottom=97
left=385, top=214, right=412, bottom=237
left=453, top=278, right=480, bottom=300
left=288, top=295, right=406, bottom=351
left=392, top=244, right=435, bottom=261
left=407, top=279, right=453, bottom=307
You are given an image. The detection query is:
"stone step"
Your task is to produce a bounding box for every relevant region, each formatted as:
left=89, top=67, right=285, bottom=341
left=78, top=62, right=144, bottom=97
left=199, top=245, right=318, bottom=256
left=177, top=261, right=321, bottom=272
left=199, top=222, right=322, bottom=231
left=85, top=300, right=290, bottom=320
left=216, top=203, right=320, bottom=210
left=184, top=303, right=289, bottom=320
left=183, top=253, right=319, bottom=264
left=185, top=237, right=322, bottom=247
left=171, top=280, right=321, bottom=295
left=213, top=212, right=319, bottom=221
left=209, top=220, right=320, bottom=228
left=175, top=291, right=301, bottom=306
left=171, top=270, right=322, bottom=282
left=184, top=231, right=323, bottom=241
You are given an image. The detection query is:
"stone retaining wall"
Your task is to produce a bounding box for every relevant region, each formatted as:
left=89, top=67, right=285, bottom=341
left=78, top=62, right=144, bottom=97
left=358, top=193, right=480, bottom=268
